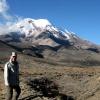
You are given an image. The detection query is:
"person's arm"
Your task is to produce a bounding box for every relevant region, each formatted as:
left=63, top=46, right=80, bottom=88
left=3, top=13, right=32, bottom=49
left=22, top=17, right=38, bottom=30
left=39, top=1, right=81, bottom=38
left=4, top=63, right=9, bottom=86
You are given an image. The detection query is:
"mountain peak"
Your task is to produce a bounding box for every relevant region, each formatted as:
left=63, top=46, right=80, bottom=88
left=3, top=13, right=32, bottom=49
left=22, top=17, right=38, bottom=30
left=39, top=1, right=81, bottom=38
left=32, top=19, right=52, bottom=29
left=16, top=18, right=57, bottom=37
left=17, top=18, right=52, bottom=30
left=0, top=18, right=96, bottom=48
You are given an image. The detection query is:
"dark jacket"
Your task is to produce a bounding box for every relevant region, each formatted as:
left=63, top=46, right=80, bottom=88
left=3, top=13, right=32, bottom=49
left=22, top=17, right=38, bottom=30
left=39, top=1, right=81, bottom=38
left=4, top=61, right=19, bottom=86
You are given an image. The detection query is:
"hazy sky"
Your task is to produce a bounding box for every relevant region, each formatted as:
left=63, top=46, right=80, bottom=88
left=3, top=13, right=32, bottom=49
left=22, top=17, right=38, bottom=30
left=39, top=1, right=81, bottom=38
left=0, top=0, right=100, bottom=44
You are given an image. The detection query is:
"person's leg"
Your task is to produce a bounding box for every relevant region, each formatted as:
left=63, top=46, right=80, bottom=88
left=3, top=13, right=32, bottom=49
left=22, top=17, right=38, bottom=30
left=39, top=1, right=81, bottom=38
left=5, top=86, right=13, bottom=100
left=13, top=85, right=21, bottom=100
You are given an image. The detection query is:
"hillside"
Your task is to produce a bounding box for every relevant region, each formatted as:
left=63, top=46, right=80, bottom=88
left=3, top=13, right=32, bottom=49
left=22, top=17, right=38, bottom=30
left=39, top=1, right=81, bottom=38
left=0, top=40, right=100, bottom=100
left=0, top=18, right=100, bottom=100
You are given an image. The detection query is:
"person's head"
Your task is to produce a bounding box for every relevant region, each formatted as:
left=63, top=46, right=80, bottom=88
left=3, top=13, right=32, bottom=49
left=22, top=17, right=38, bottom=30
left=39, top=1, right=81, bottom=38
left=10, top=52, right=17, bottom=62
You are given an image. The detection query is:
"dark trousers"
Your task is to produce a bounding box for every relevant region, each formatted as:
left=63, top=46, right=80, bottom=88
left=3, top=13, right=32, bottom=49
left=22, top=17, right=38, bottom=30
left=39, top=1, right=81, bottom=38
left=6, top=85, right=21, bottom=100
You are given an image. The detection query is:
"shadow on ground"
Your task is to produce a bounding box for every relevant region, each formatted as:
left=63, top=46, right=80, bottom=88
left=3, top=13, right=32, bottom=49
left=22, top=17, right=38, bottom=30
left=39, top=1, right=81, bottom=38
left=20, top=77, right=75, bottom=100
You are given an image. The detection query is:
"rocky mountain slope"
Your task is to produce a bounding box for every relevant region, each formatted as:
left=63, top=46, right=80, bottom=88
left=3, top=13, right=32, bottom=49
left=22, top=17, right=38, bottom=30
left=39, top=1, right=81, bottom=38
left=0, top=18, right=98, bottom=48
left=0, top=18, right=100, bottom=66
left=0, top=18, right=100, bottom=100
left=0, top=42, right=100, bottom=100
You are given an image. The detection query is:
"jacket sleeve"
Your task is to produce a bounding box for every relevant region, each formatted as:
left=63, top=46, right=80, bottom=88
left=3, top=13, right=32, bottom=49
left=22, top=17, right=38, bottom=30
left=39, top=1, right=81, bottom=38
left=4, top=63, right=9, bottom=86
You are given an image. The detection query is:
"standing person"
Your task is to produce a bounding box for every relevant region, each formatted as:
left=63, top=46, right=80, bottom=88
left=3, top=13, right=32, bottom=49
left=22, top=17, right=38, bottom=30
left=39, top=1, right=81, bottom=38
left=4, top=52, right=21, bottom=100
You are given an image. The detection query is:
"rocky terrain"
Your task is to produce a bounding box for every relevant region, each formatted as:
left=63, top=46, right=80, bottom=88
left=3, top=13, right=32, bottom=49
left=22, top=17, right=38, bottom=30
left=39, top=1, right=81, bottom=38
left=0, top=40, right=100, bottom=100
left=0, top=19, right=100, bottom=100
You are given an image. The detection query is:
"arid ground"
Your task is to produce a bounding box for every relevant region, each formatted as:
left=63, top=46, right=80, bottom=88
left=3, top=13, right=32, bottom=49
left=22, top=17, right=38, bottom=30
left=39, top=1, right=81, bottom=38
left=1, top=53, right=100, bottom=100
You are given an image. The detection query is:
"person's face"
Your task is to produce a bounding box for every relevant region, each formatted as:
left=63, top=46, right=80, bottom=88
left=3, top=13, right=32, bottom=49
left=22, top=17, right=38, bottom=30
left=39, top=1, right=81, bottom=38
left=11, top=56, right=17, bottom=62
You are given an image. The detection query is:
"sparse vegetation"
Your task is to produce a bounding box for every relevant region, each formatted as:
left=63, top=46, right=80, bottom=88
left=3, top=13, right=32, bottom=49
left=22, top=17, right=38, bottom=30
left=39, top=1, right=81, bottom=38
left=1, top=40, right=100, bottom=100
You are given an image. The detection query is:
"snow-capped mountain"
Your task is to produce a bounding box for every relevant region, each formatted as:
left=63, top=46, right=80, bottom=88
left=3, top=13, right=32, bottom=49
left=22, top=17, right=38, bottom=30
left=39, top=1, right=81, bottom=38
left=0, top=18, right=100, bottom=69
left=0, top=18, right=97, bottom=48
left=16, top=18, right=70, bottom=38
left=0, top=18, right=71, bottom=46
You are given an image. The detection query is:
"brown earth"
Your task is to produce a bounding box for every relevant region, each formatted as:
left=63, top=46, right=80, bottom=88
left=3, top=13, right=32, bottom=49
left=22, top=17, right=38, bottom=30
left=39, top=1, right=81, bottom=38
left=0, top=53, right=100, bottom=100
left=0, top=40, right=100, bottom=100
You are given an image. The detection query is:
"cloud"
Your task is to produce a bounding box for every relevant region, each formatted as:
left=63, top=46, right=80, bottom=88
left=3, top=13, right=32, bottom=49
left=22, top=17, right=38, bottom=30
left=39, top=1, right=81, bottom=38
left=0, top=0, right=12, bottom=20
left=0, top=24, right=9, bottom=35
left=0, top=0, right=8, bottom=12
left=0, top=21, right=20, bottom=35
left=0, top=0, right=21, bottom=35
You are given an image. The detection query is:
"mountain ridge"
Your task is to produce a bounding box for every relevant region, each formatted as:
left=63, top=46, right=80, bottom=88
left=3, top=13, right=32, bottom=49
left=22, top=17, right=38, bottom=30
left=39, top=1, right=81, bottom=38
left=1, top=19, right=100, bottom=100
left=0, top=18, right=99, bottom=48
left=0, top=18, right=100, bottom=66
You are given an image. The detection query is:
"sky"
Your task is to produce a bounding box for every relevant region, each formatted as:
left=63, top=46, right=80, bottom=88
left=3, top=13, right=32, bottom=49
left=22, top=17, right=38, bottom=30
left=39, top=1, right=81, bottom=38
left=0, top=0, right=100, bottom=44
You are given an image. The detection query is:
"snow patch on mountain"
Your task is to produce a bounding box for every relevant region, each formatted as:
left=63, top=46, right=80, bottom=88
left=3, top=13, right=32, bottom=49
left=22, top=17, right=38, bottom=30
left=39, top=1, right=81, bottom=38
left=33, top=19, right=52, bottom=29
left=15, top=18, right=71, bottom=40
left=1, top=18, right=88, bottom=46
